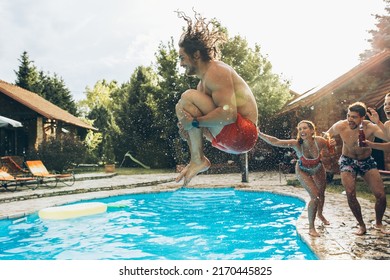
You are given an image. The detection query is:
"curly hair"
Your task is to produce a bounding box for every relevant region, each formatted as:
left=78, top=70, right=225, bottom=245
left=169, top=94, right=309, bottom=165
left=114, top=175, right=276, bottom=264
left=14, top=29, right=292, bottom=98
left=176, top=10, right=227, bottom=61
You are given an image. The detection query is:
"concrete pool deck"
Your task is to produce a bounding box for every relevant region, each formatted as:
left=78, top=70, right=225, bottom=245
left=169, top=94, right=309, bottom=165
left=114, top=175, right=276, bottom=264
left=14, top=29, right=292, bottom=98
left=0, top=171, right=389, bottom=260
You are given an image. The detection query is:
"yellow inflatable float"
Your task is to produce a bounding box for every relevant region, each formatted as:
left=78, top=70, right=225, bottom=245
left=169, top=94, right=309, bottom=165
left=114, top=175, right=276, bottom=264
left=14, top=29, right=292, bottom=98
left=39, top=202, right=108, bottom=220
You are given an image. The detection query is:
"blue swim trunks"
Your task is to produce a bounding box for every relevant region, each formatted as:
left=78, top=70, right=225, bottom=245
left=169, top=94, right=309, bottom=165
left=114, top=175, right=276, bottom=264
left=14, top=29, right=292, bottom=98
left=338, top=155, right=377, bottom=177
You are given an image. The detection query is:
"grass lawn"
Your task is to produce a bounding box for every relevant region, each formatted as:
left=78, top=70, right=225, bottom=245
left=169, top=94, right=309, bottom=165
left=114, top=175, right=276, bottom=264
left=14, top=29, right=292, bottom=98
left=115, top=167, right=175, bottom=175
left=72, top=165, right=175, bottom=175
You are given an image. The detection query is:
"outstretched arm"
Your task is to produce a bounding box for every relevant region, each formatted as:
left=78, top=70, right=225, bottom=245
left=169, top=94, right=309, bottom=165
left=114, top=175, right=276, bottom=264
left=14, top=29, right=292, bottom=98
left=324, top=120, right=341, bottom=138
left=364, top=139, right=390, bottom=152
left=368, top=121, right=390, bottom=142
left=258, top=131, right=297, bottom=148
left=367, top=107, right=390, bottom=141
left=323, top=120, right=343, bottom=147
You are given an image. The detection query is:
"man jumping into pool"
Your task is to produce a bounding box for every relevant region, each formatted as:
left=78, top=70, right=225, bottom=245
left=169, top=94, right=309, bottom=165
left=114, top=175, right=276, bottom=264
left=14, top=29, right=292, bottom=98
left=175, top=10, right=259, bottom=186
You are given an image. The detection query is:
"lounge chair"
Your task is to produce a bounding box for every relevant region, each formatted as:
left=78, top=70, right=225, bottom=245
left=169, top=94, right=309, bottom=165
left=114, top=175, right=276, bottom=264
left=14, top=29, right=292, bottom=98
left=0, top=169, right=37, bottom=191
left=25, top=160, right=75, bottom=188
left=0, top=156, right=30, bottom=176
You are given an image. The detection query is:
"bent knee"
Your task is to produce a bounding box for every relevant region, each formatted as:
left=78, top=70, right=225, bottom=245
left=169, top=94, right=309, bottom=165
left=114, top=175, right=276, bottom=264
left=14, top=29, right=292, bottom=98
left=175, top=102, right=182, bottom=113
left=181, top=89, right=199, bottom=99
left=176, top=89, right=198, bottom=108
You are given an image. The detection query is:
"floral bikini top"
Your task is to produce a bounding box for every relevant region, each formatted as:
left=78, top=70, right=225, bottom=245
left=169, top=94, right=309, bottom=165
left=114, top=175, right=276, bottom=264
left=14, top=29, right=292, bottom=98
left=298, top=140, right=322, bottom=173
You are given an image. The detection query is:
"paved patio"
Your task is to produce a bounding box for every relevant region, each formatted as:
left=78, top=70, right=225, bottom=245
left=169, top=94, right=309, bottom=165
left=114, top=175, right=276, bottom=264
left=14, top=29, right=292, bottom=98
left=0, top=171, right=389, bottom=260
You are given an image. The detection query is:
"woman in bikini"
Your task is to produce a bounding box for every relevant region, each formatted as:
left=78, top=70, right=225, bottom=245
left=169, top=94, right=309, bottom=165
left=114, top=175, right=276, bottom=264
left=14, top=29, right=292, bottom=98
left=258, top=120, right=332, bottom=237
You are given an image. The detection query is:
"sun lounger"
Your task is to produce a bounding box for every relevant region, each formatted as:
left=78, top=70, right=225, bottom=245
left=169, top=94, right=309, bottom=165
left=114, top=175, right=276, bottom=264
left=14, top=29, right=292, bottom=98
left=25, top=160, right=75, bottom=188
left=0, top=156, right=30, bottom=176
left=0, top=169, right=37, bottom=191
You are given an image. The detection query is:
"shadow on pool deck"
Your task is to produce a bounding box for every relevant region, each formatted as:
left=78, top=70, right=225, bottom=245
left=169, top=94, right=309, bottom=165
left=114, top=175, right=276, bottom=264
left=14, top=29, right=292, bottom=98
left=0, top=171, right=389, bottom=260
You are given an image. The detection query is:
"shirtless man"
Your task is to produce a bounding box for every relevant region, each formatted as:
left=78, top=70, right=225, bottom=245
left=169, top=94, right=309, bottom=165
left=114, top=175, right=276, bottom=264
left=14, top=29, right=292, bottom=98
left=175, top=11, right=258, bottom=186
left=325, top=102, right=389, bottom=235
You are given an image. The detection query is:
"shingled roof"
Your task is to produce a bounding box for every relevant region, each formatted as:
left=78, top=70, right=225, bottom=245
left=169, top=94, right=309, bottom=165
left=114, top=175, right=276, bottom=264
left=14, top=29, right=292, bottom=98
left=0, top=80, right=96, bottom=130
left=278, top=49, right=390, bottom=115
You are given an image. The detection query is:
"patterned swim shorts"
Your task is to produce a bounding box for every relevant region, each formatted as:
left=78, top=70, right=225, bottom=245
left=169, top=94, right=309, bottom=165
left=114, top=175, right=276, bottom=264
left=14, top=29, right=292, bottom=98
left=338, top=155, right=377, bottom=177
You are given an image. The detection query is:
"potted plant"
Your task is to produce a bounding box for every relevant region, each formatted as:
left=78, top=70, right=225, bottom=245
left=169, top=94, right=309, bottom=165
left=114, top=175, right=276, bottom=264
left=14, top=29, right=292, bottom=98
left=102, top=137, right=116, bottom=173
left=104, top=161, right=115, bottom=173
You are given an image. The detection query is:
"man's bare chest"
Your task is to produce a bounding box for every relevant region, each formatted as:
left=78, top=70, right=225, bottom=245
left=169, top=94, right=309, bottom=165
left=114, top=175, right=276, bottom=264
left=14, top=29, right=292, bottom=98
left=197, top=81, right=212, bottom=96
left=340, top=129, right=359, bottom=147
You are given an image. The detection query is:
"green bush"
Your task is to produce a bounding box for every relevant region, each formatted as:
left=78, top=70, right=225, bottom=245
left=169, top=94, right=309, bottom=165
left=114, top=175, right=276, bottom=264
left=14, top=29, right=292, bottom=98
left=29, top=135, right=88, bottom=172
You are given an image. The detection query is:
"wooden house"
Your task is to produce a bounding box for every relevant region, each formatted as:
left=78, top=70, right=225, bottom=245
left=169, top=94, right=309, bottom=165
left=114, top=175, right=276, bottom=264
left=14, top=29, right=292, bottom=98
left=0, top=80, right=96, bottom=157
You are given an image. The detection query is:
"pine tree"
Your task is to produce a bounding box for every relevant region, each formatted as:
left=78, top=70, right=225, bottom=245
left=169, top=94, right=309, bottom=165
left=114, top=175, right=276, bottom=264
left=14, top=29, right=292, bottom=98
left=14, top=51, right=42, bottom=93
left=41, top=73, right=78, bottom=115
left=14, top=51, right=77, bottom=115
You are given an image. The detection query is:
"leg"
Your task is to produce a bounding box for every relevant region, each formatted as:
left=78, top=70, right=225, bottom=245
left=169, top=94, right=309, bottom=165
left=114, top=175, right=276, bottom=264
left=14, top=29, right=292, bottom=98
left=312, top=166, right=330, bottom=225
left=363, top=169, right=390, bottom=234
left=175, top=89, right=218, bottom=186
left=296, top=166, right=320, bottom=237
left=341, top=171, right=366, bottom=235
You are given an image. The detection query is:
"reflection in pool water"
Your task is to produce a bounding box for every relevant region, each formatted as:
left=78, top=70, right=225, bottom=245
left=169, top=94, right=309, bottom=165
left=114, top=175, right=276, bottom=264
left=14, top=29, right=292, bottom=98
left=0, top=188, right=317, bottom=260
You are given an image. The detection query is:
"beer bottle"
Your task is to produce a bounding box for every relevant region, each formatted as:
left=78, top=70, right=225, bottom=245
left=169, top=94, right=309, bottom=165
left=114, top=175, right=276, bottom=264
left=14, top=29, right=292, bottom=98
left=358, top=123, right=367, bottom=147
left=323, top=132, right=335, bottom=154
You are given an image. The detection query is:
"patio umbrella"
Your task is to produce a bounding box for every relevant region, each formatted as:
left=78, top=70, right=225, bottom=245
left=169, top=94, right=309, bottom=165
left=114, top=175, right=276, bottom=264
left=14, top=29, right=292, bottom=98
left=0, top=116, right=23, bottom=128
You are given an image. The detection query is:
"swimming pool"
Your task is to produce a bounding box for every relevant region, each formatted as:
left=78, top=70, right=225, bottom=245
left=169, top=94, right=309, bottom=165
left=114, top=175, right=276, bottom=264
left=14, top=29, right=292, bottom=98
left=0, top=188, right=317, bottom=260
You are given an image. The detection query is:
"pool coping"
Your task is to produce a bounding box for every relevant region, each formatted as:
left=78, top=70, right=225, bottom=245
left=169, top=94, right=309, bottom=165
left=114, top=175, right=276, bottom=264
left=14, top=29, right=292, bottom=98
left=0, top=171, right=389, bottom=260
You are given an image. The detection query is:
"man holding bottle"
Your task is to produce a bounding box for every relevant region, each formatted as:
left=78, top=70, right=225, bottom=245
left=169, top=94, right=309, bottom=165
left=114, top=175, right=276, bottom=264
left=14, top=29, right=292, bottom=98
left=325, top=101, right=389, bottom=235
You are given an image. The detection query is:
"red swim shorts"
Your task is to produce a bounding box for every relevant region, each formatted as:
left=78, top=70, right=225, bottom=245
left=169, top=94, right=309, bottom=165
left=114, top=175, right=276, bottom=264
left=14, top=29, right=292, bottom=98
left=211, top=113, right=258, bottom=154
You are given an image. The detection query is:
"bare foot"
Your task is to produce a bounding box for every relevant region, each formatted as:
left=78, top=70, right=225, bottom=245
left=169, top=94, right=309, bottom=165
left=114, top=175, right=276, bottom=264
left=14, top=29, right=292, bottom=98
left=175, top=157, right=211, bottom=187
left=373, top=224, right=390, bottom=234
left=381, top=228, right=390, bottom=234
left=318, top=215, right=330, bottom=225
left=353, top=225, right=367, bottom=236
left=309, top=228, right=320, bottom=237
left=176, top=164, right=189, bottom=182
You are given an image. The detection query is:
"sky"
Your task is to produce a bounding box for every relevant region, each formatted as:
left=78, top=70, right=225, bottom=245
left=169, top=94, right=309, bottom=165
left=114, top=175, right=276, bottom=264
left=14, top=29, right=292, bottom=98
left=0, top=0, right=387, bottom=101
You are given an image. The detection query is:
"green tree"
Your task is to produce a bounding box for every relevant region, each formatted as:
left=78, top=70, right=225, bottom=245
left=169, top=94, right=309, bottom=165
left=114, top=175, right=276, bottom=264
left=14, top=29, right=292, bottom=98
left=14, top=51, right=42, bottom=94
left=80, top=80, right=120, bottom=163
left=151, top=39, right=198, bottom=166
left=360, top=0, right=390, bottom=60
left=78, top=79, right=119, bottom=114
left=221, top=36, right=291, bottom=125
left=115, top=66, right=165, bottom=167
left=14, top=51, right=78, bottom=114
left=40, top=73, right=78, bottom=115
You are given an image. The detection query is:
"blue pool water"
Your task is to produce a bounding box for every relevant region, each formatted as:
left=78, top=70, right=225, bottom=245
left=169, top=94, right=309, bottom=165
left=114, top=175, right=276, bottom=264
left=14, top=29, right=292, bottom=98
left=0, top=188, right=317, bottom=260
